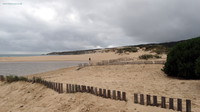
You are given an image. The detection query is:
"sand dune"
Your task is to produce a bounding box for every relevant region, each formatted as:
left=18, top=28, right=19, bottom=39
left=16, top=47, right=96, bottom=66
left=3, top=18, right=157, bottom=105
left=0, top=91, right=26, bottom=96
left=0, top=51, right=199, bottom=112
left=1, top=64, right=200, bottom=112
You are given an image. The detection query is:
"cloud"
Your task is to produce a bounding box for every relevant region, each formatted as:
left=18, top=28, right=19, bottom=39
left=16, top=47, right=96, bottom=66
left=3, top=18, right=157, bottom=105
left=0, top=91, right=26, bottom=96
left=0, top=0, right=200, bottom=54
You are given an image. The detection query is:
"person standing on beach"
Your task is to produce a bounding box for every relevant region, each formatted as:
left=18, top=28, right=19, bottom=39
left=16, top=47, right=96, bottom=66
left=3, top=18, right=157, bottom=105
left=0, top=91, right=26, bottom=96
left=89, top=58, right=91, bottom=65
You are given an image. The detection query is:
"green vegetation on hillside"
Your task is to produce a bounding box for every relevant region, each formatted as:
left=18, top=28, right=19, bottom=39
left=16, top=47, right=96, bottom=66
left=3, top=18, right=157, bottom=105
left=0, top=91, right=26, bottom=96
left=139, top=54, right=161, bottom=60
left=163, top=37, right=200, bottom=79
left=116, top=47, right=138, bottom=54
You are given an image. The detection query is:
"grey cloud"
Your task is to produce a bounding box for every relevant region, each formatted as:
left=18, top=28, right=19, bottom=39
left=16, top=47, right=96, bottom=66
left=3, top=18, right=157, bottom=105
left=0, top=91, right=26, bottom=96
left=0, top=0, right=200, bottom=54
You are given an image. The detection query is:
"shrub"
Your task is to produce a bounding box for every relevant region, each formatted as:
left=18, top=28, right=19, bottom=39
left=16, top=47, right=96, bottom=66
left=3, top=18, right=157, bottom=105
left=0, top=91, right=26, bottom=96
left=195, top=57, right=200, bottom=77
left=163, top=37, right=200, bottom=79
left=116, top=47, right=138, bottom=54
left=139, top=54, right=162, bottom=60
left=154, top=55, right=161, bottom=59
left=6, top=75, right=28, bottom=83
left=139, top=54, right=154, bottom=60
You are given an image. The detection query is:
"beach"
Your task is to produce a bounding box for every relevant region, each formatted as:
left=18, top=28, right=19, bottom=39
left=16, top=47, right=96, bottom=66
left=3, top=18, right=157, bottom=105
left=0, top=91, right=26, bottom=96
left=0, top=51, right=199, bottom=112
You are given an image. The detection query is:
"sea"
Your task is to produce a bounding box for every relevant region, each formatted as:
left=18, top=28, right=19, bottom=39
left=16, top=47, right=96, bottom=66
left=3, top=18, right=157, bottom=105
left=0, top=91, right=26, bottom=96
left=0, top=54, right=86, bottom=76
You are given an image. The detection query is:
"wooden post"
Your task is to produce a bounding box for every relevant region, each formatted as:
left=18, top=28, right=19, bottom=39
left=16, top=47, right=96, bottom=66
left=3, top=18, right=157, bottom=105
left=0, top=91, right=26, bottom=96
left=66, top=84, right=69, bottom=93
left=146, top=95, right=151, bottom=105
left=112, top=90, right=116, bottom=100
left=81, top=85, right=84, bottom=92
left=177, top=99, right=182, bottom=111
left=58, top=83, right=61, bottom=93
left=61, top=83, right=63, bottom=93
left=186, top=99, right=191, bottom=112
left=99, top=88, right=103, bottom=97
left=107, top=90, right=111, bottom=98
left=103, top=89, right=107, bottom=98
left=77, top=85, right=81, bottom=92
left=122, top=92, right=126, bottom=101
left=140, top=94, right=144, bottom=105
left=95, top=87, right=98, bottom=96
left=83, top=85, right=86, bottom=92
left=91, top=87, right=94, bottom=94
left=87, top=86, right=90, bottom=93
left=153, top=96, right=158, bottom=106
left=161, top=96, right=166, bottom=108
left=169, top=98, right=174, bottom=110
left=117, top=91, right=121, bottom=100
left=134, top=93, right=138, bottom=103
left=72, top=84, right=75, bottom=93
left=69, top=84, right=72, bottom=93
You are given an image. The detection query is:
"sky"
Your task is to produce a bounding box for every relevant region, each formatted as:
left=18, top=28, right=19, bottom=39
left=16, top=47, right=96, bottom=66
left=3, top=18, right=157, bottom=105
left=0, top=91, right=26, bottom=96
left=0, top=0, right=200, bottom=54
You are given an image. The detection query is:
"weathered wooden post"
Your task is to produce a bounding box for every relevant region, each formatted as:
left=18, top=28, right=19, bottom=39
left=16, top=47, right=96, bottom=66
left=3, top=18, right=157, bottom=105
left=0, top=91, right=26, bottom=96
left=146, top=94, right=151, bottom=105
left=91, top=87, right=94, bottom=94
left=134, top=93, right=138, bottom=103
left=87, top=86, right=91, bottom=93
left=177, top=99, right=182, bottom=111
left=122, top=92, right=126, bottom=101
left=117, top=91, right=121, bottom=100
left=99, top=88, right=103, bottom=97
left=107, top=90, right=111, bottom=98
left=140, top=94, right=144, bottom=105
left=69, top=84, right=72, bottom=93
left=103, top=89, right=107, bottom=98
left=153, top=96, right=158, bottom=106
left=186, top=99, right=191, bottom=112
left=112, top=90, right=116, bottom=100
left=161, top=96, right=166, bottom=108
left=169, top=98, right=174, bottom=110
left=95, top=87, right=98, bottom=96
left=61, top=83, right=63, bottom=93
left=72, top=84, right=75, bottom=93
left=77, top=85, right=81, bottom=92
left=66, top=84, right=69, bottom=93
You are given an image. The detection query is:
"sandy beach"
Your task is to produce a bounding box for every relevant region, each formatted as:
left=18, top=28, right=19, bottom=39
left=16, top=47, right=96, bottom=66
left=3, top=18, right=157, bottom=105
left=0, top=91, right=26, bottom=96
left=0, top=51, right=199, bottom=112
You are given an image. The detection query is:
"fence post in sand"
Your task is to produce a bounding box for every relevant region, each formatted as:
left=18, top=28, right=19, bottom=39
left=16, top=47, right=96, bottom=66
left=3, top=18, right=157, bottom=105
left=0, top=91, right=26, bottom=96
left=90, top=87, right=94, bottom=94
left=87, top=86, right=90, bottom=93
left=107, top=90, right=111, bottom=98
left=103, top=89, right=107, bottom=98
left=58, top=83, right=61, bottom=93
left=177, top=99, right=182, bottom=111
left=61, top=83, right=63, bottom=93
left=161, top=96, right=166, bottom=108
left=75, top=84, right=78, bottom=93
left=146, top=94, right=151, bottom=105
left=94, top=87, right=98, bottom=96
left=169, top=98, right=174, bottom=110
left=117, top=91, right=121, bottom=100
left=122, top=92, right=126, bottom=101
left=69, top=84, right=72, bottom=93
left=99, top=88, right=103, bottom=97
left=82, top=85, right=86, bottom=92
left=134, top=93, right=138, bottom=103
left=153, top=96, right=158, bottom=106
left=186, top=99, right=191, bottom=112
left=66, top=84, right=69, bottom=93
left=77, top=85, right=80, bottom=92
left=140, top=94, right=144, bottom=105
left=112, top=90, right=116, bottom=100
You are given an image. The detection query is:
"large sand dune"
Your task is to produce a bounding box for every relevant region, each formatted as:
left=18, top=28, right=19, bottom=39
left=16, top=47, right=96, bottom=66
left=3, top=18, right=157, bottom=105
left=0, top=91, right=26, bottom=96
left=0, top=51, right=199, bottom=112
left=1, top=64, right=200, bottom=112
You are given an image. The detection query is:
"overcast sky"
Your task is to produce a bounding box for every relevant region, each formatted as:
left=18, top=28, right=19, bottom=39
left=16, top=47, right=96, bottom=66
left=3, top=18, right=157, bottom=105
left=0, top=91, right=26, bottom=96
left=0, top=0, right=200, bottom=54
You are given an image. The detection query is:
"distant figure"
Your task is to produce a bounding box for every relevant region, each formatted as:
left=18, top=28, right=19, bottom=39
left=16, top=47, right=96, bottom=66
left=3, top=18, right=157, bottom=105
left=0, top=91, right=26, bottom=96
left=89, top=58, right=91, bottom=64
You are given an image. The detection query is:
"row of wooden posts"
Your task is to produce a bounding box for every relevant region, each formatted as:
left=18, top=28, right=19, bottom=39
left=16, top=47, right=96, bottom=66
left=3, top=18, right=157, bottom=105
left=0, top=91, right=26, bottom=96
left=31, top=77, right=127, bottom=101
left=79, top=60, right=166, bottom=68
left=134, top=93, right=191, bottom=112
left=0, top=76, right=192, bottom=112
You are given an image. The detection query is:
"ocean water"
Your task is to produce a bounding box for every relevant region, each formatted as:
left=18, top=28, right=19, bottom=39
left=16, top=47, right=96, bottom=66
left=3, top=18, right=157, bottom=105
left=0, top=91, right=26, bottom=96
left=0, top=54, right=42, bottom=57
left=0, top=61, right=86, bottom=76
